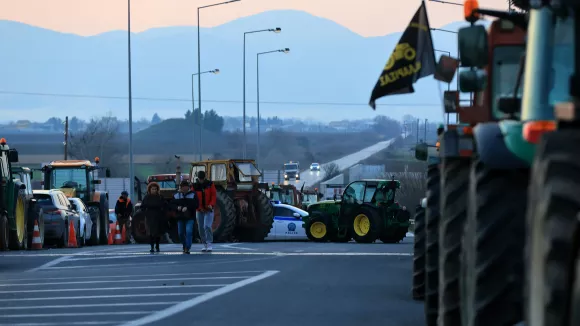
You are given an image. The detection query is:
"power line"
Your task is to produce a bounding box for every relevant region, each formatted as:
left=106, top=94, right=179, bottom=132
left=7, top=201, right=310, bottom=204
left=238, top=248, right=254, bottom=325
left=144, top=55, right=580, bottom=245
left=0, top=90, right=441, bottom=107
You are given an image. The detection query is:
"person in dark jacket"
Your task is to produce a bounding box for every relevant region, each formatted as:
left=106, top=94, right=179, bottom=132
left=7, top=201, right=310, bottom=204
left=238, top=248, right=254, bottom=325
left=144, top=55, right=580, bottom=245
left=171, top=180, right=199, bottom=254
left=193, top=171, right=217, bottom=252
left=140, top=182, right=166, bottom=253
left=114, top=191, right=135, bottom=244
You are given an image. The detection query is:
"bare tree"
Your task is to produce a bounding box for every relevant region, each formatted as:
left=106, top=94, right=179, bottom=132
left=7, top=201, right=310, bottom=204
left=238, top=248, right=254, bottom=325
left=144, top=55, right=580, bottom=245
left=322, top=163, right=340, bottom=182
left=68, top=113, right=124, bottom=174
left=379, top=171, right=426, bottom=213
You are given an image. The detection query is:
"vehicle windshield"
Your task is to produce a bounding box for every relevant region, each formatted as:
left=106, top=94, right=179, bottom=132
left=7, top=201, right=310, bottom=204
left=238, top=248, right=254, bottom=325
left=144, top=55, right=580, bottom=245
left=303, top=194, right=318, bottom=202
left=33, top=194, right=53, bottom=207
left=51, top=168, right=90, bottom=191
left=549, top=15, right=574, bottom=105
left=155, top=180, right=177, bottom=189
left=284, top=164, right=298, bottom=170
left=492, top=45, right=526, bottom=119
left=235, top=162, right=261, bottom=176
left=311, top=163, right=319, bottom=167
left=271, top=190, right=295, bottom=205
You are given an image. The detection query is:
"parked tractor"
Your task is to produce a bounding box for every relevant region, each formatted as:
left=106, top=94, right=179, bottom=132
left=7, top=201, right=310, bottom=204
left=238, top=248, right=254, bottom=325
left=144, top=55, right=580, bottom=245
left=189, top=159, right=273, bottom=242
left=132, top=155, right=189, bottom=244
left=41, top=158, right=110, bottom=245
left=304, top=179, right=409, bottom=244
left=268, top=184, right=301, bottom=208
left=11, top=166, right=44, bottom=249
left=299, top=187, right=322, bottom=210
left=0, top=138, right=30, bottom=251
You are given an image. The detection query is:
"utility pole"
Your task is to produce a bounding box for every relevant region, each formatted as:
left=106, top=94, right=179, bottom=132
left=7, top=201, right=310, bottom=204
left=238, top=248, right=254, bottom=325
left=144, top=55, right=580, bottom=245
left=64, top=116, right=69, bottom=160
left=416, top=119, right=420, bottom=143
left=424, top=119, right=428, bottom=142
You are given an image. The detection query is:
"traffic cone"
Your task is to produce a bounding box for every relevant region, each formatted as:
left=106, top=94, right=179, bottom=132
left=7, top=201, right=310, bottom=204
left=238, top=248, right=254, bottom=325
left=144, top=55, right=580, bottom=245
left=30, top=220, right=43, bottom=250
left=67, top=220, right=78, bottom=248
left=108, top=224, right=114, bottom=245
left=114, top=222, right=122, bottom=245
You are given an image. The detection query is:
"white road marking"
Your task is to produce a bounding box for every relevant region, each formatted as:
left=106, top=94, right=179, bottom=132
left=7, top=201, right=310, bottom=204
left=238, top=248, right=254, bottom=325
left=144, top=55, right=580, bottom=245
left=219, top=243, right=256, bottom=251
left=0, top=322, right=118, bottom=326
left=43, top=261, right=178, bottom=270
left=0, top=284, right=227, bottom=294
left=26, top=255, right=71, bottom=273
left=3, top=301, right=181, bottom=310
left=1, top=271, right=263, bottom=282
left=118, top=270, right=280, bottom=326
left=5, top=293, right=207, bottom=302
left=0, top=276, right=247, bottom=287
left=1, top=312, right=152, bottom=318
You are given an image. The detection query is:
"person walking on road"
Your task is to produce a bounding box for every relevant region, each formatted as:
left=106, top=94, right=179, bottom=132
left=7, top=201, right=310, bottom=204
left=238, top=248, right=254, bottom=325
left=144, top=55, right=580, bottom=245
left=140, top=182, right=166, bottom=253
left=193, top=171, right=216, bottom=252
left=171, top=180, right=199, bottom=254
left=115, top=191, right=135, bottom=244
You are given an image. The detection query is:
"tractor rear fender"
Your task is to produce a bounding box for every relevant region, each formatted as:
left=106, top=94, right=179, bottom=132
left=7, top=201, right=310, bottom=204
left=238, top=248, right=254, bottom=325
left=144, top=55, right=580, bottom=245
left=440, top=129, right=474, bottom=159
left=473, top=122, right=528, bottom=169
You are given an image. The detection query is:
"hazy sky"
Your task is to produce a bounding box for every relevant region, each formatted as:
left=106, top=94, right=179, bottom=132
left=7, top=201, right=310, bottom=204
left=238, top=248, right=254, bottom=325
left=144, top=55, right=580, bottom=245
left=1, top=0, right=510, bottom=37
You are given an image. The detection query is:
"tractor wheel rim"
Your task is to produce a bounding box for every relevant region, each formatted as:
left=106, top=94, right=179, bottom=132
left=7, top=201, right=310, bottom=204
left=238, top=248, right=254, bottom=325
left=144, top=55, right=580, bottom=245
left=353, top=214, right=370, bottom=236
left=15, top=197, right=25, bottom=243
left=310, top=222, right=326, bottom=238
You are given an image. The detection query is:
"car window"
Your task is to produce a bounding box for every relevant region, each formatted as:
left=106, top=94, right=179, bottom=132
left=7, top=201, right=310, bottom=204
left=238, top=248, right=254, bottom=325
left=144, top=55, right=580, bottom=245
left=69, top=200, right=80, bottom=212
left=274, top=207, right=295, bottom=217
left=33, top=194, right=53, bottom=207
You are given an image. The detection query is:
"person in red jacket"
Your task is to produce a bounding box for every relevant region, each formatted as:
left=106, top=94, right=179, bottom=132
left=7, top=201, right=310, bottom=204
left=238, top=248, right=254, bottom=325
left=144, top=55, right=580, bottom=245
left=193, top=171, right=217, bottom=252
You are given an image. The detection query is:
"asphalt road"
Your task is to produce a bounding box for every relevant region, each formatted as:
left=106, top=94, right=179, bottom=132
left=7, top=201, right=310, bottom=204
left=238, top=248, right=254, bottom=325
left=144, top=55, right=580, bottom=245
left=0, top=238, right=424, bottom=326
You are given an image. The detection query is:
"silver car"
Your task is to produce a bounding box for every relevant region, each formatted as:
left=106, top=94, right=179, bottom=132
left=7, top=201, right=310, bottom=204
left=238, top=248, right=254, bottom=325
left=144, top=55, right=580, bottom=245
left=69, top=197, right=93, bottom=246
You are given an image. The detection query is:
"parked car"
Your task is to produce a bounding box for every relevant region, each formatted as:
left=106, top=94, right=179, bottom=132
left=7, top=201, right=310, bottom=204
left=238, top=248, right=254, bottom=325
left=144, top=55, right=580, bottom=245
left=68, top=197, right=93, bottom=246
left=32, top=190, right=81, bottom=248
left=265, top=203, right=309, bottom=241
left=310, top=163, right=321, bottom=171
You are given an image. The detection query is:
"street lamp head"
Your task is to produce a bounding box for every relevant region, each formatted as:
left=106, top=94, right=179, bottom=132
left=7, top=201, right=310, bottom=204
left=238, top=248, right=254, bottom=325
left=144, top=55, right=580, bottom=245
left=212, top=69, right=220, bottom=74
left=281, top=48, right=290, bottom=53
left=272, top=27, right=282, bottom=33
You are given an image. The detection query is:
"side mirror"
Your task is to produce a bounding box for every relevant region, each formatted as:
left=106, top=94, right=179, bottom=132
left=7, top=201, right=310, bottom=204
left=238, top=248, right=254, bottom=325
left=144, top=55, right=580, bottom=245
left=19, top=184, right=26, bottom=190
left=459, top=69, right=487, bottom=92
left=105, top=168, right=111, bottom=178
left=414, top=142, right=428, bottom=161
left=293, top=212, right=301, bottom=219
left=497, top=97, right=522, bottom=115
left=92, top=179, right=102, bottom=185
left=109, top=219, right=113, bottom=223
left=443, top=91, right=459, bottom=113
left=458, top=25, right=489, bottom=67
left=8, top=149, right=18, bottom=163
left=434, top=55, right=459, bottom=83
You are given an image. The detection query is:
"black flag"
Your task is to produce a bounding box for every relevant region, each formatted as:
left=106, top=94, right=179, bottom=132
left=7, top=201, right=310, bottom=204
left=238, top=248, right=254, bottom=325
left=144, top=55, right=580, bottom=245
left=369, top=0, right=436, bottom=109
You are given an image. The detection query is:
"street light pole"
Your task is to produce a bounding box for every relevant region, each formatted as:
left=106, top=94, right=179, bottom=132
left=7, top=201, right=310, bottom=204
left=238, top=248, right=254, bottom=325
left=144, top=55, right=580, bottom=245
left=128, top=0, right=135, bottom=202
left=197, top=0, right=240, bottom=158
left=256, top=48, right=290, bottom=168
left=242, top=27, right=282, bottom=159
left=191, top=69, right=220, bottom=161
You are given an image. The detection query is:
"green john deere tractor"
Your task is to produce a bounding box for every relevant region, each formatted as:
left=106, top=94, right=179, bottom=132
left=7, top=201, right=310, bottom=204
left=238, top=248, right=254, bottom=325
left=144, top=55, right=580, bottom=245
left=0, top=138, right=29, bottom=251
left=303, top=179, right=410, bottom=243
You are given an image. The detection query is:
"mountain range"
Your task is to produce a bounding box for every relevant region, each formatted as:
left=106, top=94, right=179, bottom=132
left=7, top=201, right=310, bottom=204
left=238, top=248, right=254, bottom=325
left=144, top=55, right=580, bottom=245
left=0, top=10, right=490, bottom=123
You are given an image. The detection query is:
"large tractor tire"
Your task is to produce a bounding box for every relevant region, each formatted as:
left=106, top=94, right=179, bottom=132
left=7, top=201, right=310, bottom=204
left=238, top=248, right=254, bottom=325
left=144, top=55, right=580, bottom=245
left=352, top=206, right=382, bottom=243
left=0, top=214, right=9, bottom=250
left=98, top=202, right=109, bottom=245
left=8, top=194, right=28, bottom=250
left=305, top=211, right=332, bottom=242
left=526, top=130, right=580, bottom=326
left=212, top=189, right=236, bottom=243
left=88, top=205, right=102, bottom=246
left=413, top=206, right=426, bottom=301
left=424, top=163, right=441, bottom=326
left=461, top=158, right=527, bottom=326
left=439, top=157, right=470, bottom=326
left=131, top=209, right=149, bottom=244
left=253, top=191, right=275, bottom=240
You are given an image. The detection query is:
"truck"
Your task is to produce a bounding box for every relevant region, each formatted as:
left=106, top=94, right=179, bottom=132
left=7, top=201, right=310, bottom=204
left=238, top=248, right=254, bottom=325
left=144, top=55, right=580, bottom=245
left=283, top=161, right=300, bottom=181
left=0, top=138, right=30, bottom=251
left=41, top=158, right=111, bottom=246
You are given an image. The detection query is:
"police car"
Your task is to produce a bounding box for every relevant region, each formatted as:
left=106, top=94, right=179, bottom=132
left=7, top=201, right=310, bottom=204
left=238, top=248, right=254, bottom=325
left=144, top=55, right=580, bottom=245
left=265, top=203, right=309, bottom=240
